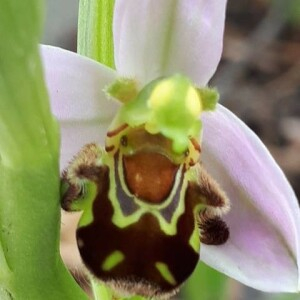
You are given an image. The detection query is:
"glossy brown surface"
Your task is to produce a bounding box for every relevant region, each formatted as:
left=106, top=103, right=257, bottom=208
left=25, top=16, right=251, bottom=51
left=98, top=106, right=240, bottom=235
left=123, top=152, right=179, bottom=204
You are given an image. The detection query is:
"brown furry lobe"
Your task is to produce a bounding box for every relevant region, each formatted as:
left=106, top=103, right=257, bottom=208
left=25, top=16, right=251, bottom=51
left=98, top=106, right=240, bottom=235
left=61, top=134, right=230, bottom=299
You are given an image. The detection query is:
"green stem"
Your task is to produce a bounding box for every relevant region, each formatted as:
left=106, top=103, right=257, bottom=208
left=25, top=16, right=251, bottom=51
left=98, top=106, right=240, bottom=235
left=78, top=0, right=115, bottom=68
left=0, top=0, right=88, bottom=298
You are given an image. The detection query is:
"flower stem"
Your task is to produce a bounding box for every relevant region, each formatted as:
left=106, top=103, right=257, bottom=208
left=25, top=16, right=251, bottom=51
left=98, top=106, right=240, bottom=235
left=78, top=0, right=115, bottom=68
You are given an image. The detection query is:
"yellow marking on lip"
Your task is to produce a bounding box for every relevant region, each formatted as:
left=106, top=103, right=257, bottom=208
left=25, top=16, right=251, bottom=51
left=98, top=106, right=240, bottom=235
left=101, top=250, right=125, bottom=271
left=189, top=224, right=200, bottom=253
left=155, top=262, right=177, bottom=285
left=75, top=181, right=97, bottom=227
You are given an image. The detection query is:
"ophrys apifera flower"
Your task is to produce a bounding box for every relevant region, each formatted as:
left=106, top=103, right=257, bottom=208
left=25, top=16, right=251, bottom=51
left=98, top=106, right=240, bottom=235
left=41, top=0, right=300, bottom=298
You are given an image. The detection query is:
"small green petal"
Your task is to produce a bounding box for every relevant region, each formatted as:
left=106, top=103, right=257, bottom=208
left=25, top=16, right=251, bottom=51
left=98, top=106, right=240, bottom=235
left=118, top=78, right=160, bottom=126
left=197, top=87, right=219, bottom=111
left=106, top=77, right=139, bottom=104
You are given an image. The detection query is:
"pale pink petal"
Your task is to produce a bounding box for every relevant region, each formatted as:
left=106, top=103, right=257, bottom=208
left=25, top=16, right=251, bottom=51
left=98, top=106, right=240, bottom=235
left=201, top=104, right=300, bottom=292
left=41, top=45, right=119, bottom=169
left=58, top=121, right=111, bottom=171
left=114, top=0, right=226, bottom=86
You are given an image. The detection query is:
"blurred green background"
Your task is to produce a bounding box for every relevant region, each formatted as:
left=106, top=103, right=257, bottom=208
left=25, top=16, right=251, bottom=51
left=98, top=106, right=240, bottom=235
left=42, top=0, right=300, bottom=299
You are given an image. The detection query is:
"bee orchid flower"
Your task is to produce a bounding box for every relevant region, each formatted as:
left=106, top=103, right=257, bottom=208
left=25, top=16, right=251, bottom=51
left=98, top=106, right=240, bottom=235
left=41, top=0, right=300, bottom=297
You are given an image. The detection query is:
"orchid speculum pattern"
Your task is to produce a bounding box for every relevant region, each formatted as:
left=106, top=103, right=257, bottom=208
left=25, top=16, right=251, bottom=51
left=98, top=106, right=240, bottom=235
left=42, top=0, right=300, bottom=299
left=61, top=74, right=229, bottom=298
